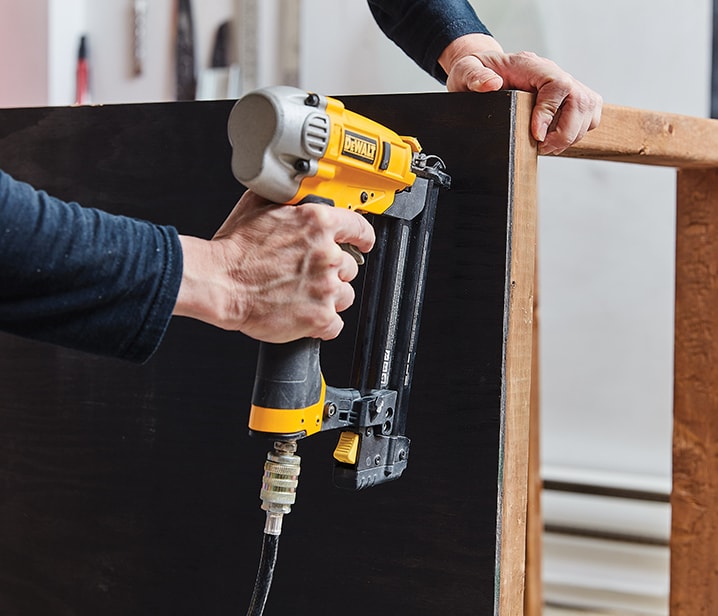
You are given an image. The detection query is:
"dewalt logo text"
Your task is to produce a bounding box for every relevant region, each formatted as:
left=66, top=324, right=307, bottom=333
left=342, top=131, right=377, bottom=165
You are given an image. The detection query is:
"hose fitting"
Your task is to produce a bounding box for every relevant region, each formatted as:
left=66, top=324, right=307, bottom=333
left=259, top=441, right=301, bottom=536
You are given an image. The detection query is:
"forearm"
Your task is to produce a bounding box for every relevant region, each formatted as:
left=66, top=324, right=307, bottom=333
left=0, top=170, right=181, bottom=362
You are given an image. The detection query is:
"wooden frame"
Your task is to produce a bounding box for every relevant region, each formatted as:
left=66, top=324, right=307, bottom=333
left=523, top=101, right=718, bottom=615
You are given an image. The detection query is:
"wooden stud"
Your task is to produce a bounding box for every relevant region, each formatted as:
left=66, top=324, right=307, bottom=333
left=563, top=104, right=718, bottom=168
left=498, top=91, right=538, bottom=615
left=672, top=167, right=718, bottom=614
left=524, top=250, right=543, bottom=616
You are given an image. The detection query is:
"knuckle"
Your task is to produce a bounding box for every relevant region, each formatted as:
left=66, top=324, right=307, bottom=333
left=455, top=55, right=480, bottom=71
left=310, top=310, right=342, bottom=340
left=309, top=273, right=337, bottom=300
left=517, top=50, right=539, bottom=61
left=552, top=75, right=575, bottom=97
left=517, top=50, right=559, bottom=71
left=310, top=244, right=335, bottom=265
left=452, top=55, right=495, bottom=86
left=298, top=202, right=330, bottom=230
left=537, top=97, right=562, bottom=116
left=573, top=89, right=594, bottom=113
left=321, top=320, right=343, bottom=341
left=301, top=306, right=332, bottom=332
left=303, top=205, right=325, bottom=229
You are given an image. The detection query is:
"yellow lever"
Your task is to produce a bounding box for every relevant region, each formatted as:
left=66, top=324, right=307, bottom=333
left=333, top=432, right=360, bottom=465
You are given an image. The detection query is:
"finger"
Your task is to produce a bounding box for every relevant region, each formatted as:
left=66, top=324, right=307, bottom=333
left=575, top=102, right=599, bottom=143
left=538, top=104, right=583, bottom=155
left=334, top=280, right=356, bottom=314
left=537, top=86, right=602, bottom=154
left=447, top=55, right=504, bottom=93
left=315, top=313, right=345, bottom=341
left=479, top=51, right=576, bottom=144
left=337, top=249, right=360, bottom=283
left=533, top=107, right=556, bottom=145
left=589, top=95, right=603, bottom=131
left=328, top=208, right=376, bottom=253
left=530, top=80, right=572, bottom=144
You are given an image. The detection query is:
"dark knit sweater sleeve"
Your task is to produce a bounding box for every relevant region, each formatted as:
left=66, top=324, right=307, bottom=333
left=368, top=0, right=492, bottom=83
left=0, top=169, right=182, bottom=363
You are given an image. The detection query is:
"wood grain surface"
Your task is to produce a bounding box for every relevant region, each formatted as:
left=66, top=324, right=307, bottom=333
left=563, top=103, right=718, bottom=168
left=672, top=167, right=718, bottom=615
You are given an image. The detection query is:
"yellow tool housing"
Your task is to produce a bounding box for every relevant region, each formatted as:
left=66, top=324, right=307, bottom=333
left=293, top=95, right=420, bottom=214
left=228, top=85, right=421, bottom=217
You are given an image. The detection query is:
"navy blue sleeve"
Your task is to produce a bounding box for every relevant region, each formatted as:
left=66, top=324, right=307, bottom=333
left=368, top=0, right=492, bottom=83
left=0, top=169, right=183, bottom=363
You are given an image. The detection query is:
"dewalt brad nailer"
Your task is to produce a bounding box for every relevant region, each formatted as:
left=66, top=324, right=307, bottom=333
left=227, top=86, right=450, bottom=616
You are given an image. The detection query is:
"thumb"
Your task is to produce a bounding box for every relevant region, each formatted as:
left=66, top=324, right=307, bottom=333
left=532, top=103, right=556, bottom=143
left=446, top=55, right=504, bottom=93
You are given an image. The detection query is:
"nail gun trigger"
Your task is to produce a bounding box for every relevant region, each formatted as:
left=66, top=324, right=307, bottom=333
left=340, top=243, right=364, bottom=265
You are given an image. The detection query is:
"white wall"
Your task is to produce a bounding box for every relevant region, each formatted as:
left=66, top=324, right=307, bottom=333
left=0, top=0, right=49, bottom=107
left=527, top=1, right=710, bottom=487
left=299, top=1, right=441, bottom=95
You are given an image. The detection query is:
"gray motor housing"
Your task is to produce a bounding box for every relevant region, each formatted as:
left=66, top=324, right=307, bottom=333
left=227, top=85, right=331, bottom=203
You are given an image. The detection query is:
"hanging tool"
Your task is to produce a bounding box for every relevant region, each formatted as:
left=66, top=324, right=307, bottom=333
left=175, top=0, right=196, bottom=100
left=132, top=0, right=148, bottom=77
left=227, top=86, right=450, bottom=615
left=74, top=35, right=90, bottom=105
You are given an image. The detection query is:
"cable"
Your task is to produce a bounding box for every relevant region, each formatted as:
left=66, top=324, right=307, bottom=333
left=246, top=533, right=280, bottom=616
left=246, top=441, right=300, bottom=616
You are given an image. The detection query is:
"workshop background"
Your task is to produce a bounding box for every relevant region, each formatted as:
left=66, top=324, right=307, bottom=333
left=0, top=1, right=712, bottom=614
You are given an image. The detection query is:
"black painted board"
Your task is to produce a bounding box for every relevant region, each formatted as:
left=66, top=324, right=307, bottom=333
left=0, top=91, right=518, bottom=616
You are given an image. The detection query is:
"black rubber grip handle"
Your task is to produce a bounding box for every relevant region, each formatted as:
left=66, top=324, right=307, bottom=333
left=251, top=338, right=322, bottom=412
